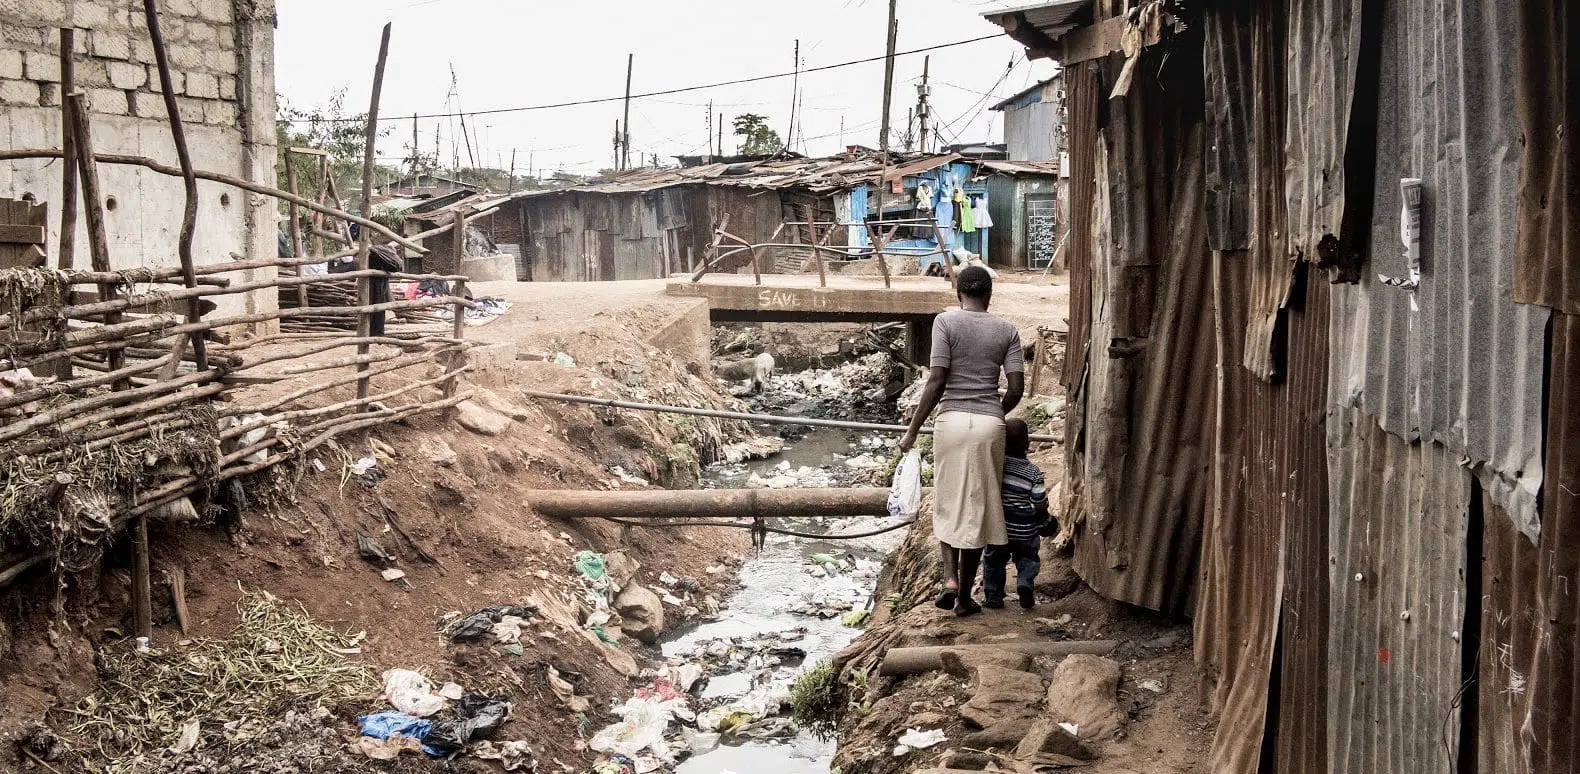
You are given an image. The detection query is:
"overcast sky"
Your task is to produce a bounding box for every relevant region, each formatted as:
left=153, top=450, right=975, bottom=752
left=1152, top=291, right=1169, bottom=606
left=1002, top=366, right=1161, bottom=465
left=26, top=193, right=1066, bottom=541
left=273, top=0, right=1057, bottom=178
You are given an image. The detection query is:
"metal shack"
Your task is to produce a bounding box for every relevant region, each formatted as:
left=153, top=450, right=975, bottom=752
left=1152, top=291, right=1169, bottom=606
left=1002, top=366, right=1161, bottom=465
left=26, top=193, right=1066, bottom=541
left=985, top=1, right=1576, bottom=773
left=488, top=151, right=1060, bottom=280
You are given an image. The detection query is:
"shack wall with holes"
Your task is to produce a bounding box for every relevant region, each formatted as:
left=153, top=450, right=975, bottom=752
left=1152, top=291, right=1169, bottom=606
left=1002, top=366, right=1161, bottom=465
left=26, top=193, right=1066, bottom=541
left=0, top=0, right=278, bottom=323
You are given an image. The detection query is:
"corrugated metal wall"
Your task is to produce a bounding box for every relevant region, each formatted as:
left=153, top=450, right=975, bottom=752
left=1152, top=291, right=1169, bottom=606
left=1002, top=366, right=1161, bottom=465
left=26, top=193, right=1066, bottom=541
left=1329, top=0, right=1547, bottom=540
left=1003, top=91, right=1061, bottom=162
left=1050, top=1, right=1572, bottom=770
left=1068, top=40, right=1216, bottom=615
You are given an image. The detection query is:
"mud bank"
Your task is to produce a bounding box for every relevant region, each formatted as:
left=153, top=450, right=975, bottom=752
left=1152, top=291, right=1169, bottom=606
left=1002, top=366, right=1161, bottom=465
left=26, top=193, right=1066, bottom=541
left=0, top=290, right=759, bottom=773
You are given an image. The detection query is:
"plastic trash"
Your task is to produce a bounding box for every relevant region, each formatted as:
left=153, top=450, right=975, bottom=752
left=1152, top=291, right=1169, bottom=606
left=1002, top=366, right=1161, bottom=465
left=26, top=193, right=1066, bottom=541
left=888, top=450, right=923, bottom=519
left=552, top=352, right=576, bottom=367
left=575, top=551, right=608, bottom=581
left=447, top=604, right=537, bottom=642
left=381, top=669, right=447, bottom=718
left=840, top=610, right=870, bottom=627
left=589, top=694, right=689, bottom=763
left=425, top=694, right=511, bottom=753
left=472, top=740, right=537, bottom=771
left=358, top=710, right=432, bottom=743
left=893, top=727, right=947, bottom=756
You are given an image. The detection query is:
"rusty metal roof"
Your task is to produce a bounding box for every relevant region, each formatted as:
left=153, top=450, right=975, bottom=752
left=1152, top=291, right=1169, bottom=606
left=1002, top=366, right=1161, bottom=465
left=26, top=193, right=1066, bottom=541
left=499, top=152, right=970, bottom=200
left=981, top=0, right=1094, bottom=45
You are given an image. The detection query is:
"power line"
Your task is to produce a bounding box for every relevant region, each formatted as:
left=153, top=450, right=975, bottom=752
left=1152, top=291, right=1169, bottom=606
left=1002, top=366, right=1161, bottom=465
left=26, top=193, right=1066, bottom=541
left=289, top=34, right=1003, bottom=124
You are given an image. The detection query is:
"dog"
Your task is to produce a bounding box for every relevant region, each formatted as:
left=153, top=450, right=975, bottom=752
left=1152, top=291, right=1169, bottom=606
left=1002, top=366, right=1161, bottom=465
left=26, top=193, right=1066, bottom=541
left=716, top=352, right=776, bottom=395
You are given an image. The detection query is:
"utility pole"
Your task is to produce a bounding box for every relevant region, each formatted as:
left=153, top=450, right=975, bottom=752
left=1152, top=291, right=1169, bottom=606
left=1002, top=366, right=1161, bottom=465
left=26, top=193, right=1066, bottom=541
left=875, top=0, right=899, bottom=226
left=718, top=120, right=724, bottom=158
left=707, top=100, right=714, bottom=161
left=507, top=148, right=517, bottom=193
left=917, top=55, right=931, bottom=153
left=905, top=107, right=914, bottom=151
left=620, top=52, right=634, bottom=170
left=410, top=112, right=419, bottom=177
left=785, top=39, right=800, bottom=150
left=613, top=120, right=622, bottom=170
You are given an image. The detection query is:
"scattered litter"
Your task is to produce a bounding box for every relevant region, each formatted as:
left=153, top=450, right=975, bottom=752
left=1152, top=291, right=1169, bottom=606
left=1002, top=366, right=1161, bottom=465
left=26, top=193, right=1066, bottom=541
left=472, top=739, right=537, bottom=771
left=447, top=604, right=538, bottom=643
left=892, top=727, right=947, bottom=756
left=552, top=352, right=576, bottom=367
left=438, top=682, right=465, bottom=701
left=356, top=535, right=393, bottom=565
left=841, top=610, right=870, bottom=627
left=500, top=643, right=525, bottom=657
left=425, top=694, right=511, bottom=753
left=381, top=669, right=447, bottom=717
left=357, top=710, right=432, bottom=758
left=1138, top=678, right=1168, bottom=694
left=609, top=465, right=649, bottom=485
left=658, top=571, right=679, bottom=586
left=1059, top=722, right=1080, bottom=737
left=168, top=719, right=200, bottom=754
left=349, top=455, right=386, bottom=488
left=589, top=693, right=689, bottom=765
left=705, top=565, right=727, bottom=575
left=575, top=551, right=609, bottom=582
left=548, top=665, right=591, bottom=712
left=380, top=568, right=407, bottom=582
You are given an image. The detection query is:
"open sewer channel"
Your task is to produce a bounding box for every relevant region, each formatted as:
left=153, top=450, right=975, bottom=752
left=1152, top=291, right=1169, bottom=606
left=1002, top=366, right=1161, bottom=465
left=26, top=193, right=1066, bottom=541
left=664, top=421, right=906, bottom=774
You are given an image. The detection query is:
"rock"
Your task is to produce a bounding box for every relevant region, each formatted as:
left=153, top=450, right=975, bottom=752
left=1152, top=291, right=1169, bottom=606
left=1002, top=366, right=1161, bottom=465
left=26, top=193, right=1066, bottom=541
left=456, top=401, right=512, bottom=436
left=907, top=711, right=949, bottom=728
left=614, top=583, right=666, bottom=644
left=1034, top=562, right=1083, bottom=600
left=603, top=549, right=640, bottom=592
left=939, top=748, right=992, bottom=770
left=1046, top=654, right=1126, bottom=740
left=960, top=720, right=1034, bottom=751
left=418, top=438, right=458, bottom=467
left=580, top=629, right=638, bottom=676
left=959, top=665, right=1044, bottom=729
left=1015, top=716, right=1095, bottom=760
left=476, top=388, right=532, bottom=421
left=939, top=650, right=969, bottom=679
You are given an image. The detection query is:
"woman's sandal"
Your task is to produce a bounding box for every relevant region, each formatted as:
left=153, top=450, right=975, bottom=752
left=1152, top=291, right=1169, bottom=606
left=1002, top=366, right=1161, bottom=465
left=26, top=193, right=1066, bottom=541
left=935, top=582, right=959, bottom=610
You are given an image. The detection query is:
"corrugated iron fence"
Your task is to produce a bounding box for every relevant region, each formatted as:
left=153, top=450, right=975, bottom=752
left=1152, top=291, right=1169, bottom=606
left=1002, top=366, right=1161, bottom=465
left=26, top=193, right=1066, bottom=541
left=1046, top=0, right=1577, bottom=770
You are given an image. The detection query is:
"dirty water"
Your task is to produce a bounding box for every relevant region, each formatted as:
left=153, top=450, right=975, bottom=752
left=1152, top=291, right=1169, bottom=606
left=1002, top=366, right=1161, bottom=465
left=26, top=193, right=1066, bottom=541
left=668, top=421, right=902, bottom=773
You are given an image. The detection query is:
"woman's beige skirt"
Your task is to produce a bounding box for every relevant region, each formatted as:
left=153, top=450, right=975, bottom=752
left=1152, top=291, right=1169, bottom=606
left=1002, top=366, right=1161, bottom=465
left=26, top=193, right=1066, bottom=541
left=931, top=411, right=1007, bottom=549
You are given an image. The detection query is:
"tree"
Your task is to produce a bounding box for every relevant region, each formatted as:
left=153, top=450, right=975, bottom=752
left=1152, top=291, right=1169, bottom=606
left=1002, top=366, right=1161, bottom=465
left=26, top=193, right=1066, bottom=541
left=732, top=113, right=784, bottom=156
left=275, top=88, right=394, bottom=210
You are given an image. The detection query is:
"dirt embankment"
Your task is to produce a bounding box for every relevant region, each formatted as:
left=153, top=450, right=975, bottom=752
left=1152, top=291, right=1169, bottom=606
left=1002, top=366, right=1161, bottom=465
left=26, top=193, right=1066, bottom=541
left=826, top=398, right=1213, bottom=774
left=0, top=292, right=757, bottom=772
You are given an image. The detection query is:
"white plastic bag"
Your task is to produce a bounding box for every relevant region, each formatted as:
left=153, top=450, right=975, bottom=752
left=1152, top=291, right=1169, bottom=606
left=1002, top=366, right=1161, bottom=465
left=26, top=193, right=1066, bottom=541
left=887, top=450, right=923, bottom=519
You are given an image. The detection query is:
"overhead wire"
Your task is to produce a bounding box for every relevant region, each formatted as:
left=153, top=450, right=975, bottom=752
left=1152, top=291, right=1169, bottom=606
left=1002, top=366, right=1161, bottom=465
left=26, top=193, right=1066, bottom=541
left=289, top=34, right=1004, bottom=124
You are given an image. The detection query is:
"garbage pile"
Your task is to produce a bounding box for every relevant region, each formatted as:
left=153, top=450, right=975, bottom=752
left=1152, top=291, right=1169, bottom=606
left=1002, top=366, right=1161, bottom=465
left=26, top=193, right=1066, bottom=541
left=354, top=669, right=531, bottom=768
left=752, top=353, right=902, bottom=424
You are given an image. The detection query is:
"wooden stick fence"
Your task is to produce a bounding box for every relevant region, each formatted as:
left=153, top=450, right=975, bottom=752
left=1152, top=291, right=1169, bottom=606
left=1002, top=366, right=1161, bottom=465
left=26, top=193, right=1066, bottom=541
left=0, top=17, right=485, bottom=600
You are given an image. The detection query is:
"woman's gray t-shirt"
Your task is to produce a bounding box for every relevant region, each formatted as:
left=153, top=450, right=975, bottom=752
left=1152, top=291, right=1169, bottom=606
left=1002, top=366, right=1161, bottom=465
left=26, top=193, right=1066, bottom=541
left=929, top=309, right=1024, bottom=418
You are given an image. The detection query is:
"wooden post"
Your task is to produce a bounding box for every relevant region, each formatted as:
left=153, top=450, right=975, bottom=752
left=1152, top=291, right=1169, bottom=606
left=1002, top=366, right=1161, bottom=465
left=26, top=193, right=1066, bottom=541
left=65, top=95, right=126, bottom=387
left=803, top=204, right=827, bottom=287
left=284, top=157, right=308, bottom=308
left=697, top=211, right=730, bottom=273
left=932, top=221, right=955, bottom=286
left=57, top=29, right=77, bottom=273
left=355, top=23, right=392, bottom=403
left=144, top=0, right=207, bottom=372
left=312, top=155, right=328, bottom=257
left=132, top=511, right=152, bottom=640
left=872, top=223, right=894, bottom=289
left=1028, top=329, right=1046, bottom=398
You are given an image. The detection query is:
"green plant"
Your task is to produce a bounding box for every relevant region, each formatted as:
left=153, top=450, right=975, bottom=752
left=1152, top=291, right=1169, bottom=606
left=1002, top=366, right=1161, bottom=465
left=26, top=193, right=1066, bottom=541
left=790, top=660, right=841, bottom=740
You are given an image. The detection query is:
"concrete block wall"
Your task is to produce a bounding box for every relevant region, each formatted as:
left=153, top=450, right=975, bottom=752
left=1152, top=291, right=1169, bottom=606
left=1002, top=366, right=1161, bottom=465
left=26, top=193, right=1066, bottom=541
left=0, top=0, right=279, bottom=324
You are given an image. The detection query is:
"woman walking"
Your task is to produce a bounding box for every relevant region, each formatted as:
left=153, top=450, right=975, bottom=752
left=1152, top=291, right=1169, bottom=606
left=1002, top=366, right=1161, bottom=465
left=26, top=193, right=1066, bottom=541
left=900, top=266, right=1024, bottom=616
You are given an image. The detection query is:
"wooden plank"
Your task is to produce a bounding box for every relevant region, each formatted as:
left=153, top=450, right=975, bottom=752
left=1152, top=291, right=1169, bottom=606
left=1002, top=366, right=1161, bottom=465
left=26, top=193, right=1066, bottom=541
left=0, top=224, right=46, bottom=245
left=1059, top=15, right=1162, bottom=65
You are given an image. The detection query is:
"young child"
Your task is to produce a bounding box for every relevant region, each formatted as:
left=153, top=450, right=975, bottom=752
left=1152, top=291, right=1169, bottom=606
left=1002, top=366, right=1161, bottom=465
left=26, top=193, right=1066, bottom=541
left=983, top=418, right=1052, bottom=609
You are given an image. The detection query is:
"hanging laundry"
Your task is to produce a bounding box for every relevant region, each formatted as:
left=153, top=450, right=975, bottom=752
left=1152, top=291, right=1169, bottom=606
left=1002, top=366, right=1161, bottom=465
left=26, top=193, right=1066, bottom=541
left=961, top=196, right=977, bottom=233
left=915, top=182, right=935, bottom=213
left=972, top=196, right=994, bottom=229
left=934, top=193, right=954, bottom=230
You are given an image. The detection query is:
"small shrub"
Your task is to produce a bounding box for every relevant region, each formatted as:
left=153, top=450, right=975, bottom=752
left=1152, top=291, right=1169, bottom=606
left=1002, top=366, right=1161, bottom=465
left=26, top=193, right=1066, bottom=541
left=790, top=660, right=841, bottom=740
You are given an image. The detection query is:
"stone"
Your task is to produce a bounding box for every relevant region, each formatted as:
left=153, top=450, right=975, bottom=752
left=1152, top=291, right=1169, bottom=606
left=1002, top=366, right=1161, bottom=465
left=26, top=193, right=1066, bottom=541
left=89, top=31, right=132, bottom=60
left=614, top=583, right=665, bottom=644
left=959, top=665, right=1044, bottom=729
left=86, top=88, right=129, bottom=115
left=959, top=720, right=1035, bottom=752
left=476, top=388, right=531, bottom=421
left=1045, top=654, right=1126, bottom=740
left=0, top=80, right=39, bottom=106
left=70, top=1, right=115, bottom=28
left=186, top=21, right=218, bottom=44
left=938, top=748, right=992, bottom=770
left=602, top=549, right=640, bottom=592
left=0, top=51, right=23, bottom=80
left=418, top=438, right=458, bottom=467
left=196, top=0, right=233, bottom=23
left=130, top=91, right=167, bottom=118
left=107, top=61, right=147, bottom=90
left=148, top=67, right=183, bottom=94
left=202, top=48, right=237, bottom=74
left=73, top=60, right=109, bottom=87
left=907, top=711, right=949, bottom=728
left=202, top=99, right=236, bottom=126
left=1014, top=716, right=1096, bottom=761
left=169, top=44, right=202, bottom=68
left=23, top=51, right=60, bottom=82
left=218, top=74, right=235, bottom=100
left=184, top=71, right=218, bottom=98
left=456, top=400, right=512, bottom=436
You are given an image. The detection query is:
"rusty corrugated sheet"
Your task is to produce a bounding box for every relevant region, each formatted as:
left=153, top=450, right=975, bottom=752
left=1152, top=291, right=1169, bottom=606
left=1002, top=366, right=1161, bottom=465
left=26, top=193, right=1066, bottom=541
left=1479, top=312, right=1580, bottom=773
left=1512, top=1, right=1576, bottom=314
left=1069, top=42, right=1214, bottom=614
left=1329, top=0, right=1548, bottom=541
left=1326, top=407, right=1470, bottom=774
left=1283, top=0, right=1363, bottom=262
left=1059, top=63, right=1098, bottom=395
